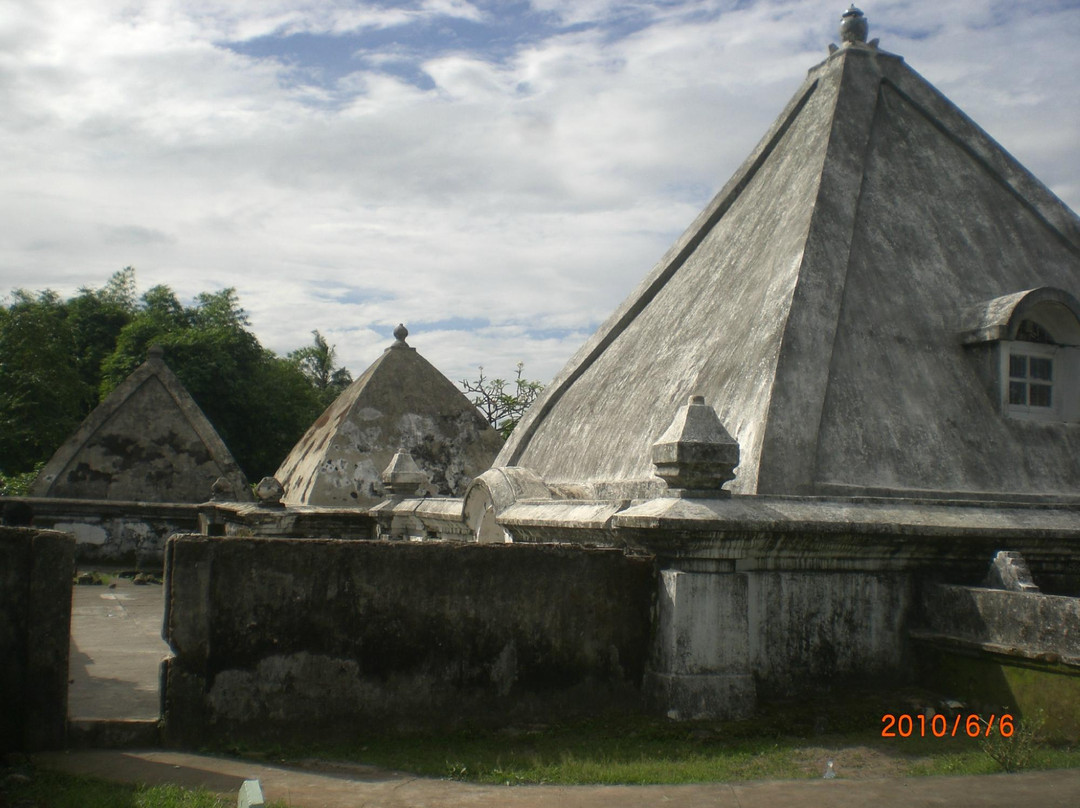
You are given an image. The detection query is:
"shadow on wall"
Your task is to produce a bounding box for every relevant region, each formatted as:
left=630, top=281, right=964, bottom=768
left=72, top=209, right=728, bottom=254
left=160, top=535, right=655, bottom=746
left=0, top=527, right=74, bottom=752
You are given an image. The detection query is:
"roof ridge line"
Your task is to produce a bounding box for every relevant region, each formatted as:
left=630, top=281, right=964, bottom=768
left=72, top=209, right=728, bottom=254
left=878, top=76, right=1080, bottom=258
left=756, top=48, right=887, bottom=494
left=503, top=74, right=824, bottom=466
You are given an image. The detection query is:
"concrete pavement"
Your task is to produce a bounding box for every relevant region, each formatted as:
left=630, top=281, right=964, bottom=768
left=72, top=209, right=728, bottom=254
left=68, top=572, right=169, bottom=721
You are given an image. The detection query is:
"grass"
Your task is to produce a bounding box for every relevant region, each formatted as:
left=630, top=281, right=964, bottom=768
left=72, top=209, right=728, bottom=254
left=236, top=688, right=1080, bottom=786
left=10, top=691, right=1079, bottom=805
left=0, top=771, right=232, bottom=808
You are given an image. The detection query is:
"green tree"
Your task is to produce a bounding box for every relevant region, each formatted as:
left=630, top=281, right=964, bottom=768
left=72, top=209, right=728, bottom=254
left=461, top=362, right=544, bottom=439
left=288, top=330, right=353, bottom=407
left=100, top=286, right=322, bottom=480
left=1, top=270, right=349, bottom=483
left=0, top=290, right=88, bottom=472
left=67, top=268, right=137, bottom=398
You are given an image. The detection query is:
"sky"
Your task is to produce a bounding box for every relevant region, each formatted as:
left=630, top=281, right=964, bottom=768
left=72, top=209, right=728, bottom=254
left=2, top=0, right=1079, bottom=387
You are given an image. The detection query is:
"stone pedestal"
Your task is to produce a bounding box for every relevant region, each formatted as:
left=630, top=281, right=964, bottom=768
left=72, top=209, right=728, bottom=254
left=646, top=563, right=756, bottom=719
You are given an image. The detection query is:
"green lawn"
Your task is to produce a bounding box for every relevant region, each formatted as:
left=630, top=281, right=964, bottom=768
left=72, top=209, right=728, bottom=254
left=0, top=772, right=229, bottom=808
left=8, top=689, right=1079, bottom=806
left=236, top=689, right=1080, bottom=785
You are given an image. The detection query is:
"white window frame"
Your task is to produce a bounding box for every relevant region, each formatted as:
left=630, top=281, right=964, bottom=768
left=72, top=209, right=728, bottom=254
left=1001, top=341, right=1080, bottom=423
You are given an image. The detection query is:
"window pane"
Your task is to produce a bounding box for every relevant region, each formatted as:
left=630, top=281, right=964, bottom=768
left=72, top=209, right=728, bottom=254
left=1030, top=357, right=1053, bottom=381
left=1009, top=382, right=1027, bottom=405
left=1030, top=384, right=1052, bottom=408
left=1009, top=354, right=1027, bottom=379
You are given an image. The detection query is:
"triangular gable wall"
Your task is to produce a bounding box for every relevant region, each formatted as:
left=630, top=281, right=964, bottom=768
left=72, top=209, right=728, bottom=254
left=276, top=338, right=503, bottom=506
left=30, top=350, right=251, bottom=502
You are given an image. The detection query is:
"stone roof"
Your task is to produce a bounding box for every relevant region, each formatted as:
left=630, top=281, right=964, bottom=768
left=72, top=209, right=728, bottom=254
left=275, top=327, right=504, bottom=506
left=29, top=346, right=252, bottom=502
left=497, top=39, right=1080, bottom=499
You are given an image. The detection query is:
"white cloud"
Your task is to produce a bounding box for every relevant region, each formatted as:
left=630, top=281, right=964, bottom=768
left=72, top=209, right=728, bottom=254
left=1, top=0, right=1078, bottom=392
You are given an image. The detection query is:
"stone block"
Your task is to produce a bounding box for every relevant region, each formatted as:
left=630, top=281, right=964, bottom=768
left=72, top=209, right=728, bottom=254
left=985, top=551, right=1040, bottom=593
left=238, top=779, right=264, bottom=808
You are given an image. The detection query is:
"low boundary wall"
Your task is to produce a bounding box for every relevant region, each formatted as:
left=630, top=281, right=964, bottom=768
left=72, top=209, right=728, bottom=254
left=6, top=496, right=199, bottom=565
left=913, top=583, right=1080, bottom=741
left=161, top=536, right=655, bottom=745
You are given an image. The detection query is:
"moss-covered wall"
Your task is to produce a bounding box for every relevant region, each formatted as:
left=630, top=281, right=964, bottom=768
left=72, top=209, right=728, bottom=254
left=0, top=527, right=74, bottom=751
left=162, top=535, right=655, bottom=746
left=915, top=643, right=1080, bottom=742
left=914, top=583, right=1080, bottom=742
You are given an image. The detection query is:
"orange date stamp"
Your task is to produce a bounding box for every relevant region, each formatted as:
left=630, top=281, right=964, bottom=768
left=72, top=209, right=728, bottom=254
left=881, top=713, right=1015, bottom=738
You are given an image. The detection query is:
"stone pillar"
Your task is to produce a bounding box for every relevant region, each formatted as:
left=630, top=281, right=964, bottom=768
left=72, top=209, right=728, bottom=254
left=644, top=395, right=753, bottom=718
left=372, top=450, right=429, bottom=539
left=646, top=559, right=756, bottom=720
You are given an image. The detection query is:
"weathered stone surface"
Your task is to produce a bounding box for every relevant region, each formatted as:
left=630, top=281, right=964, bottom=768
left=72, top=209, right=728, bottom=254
left=5, top=496, right=200, bottom=564
left=380, top=449, right=428, bottom=498
left=253, top=477, right=284, bottom=507
left=651, top=396, right=739, bottom=497
left=985, top=550, right=1040, bottom=593
left=496, top=42, right=1080, bottom=499
left=916, top=582, right=1080, bottom=663
left=161, top=535, right=654, bottom=744
left=0, top=527, right=74, bottom=751
left=276, top=330, right=503, bottom=507
left=647, top=567, right=755, bottom=719
left=29, top=347, right=251, bottom=503
left=197, top=501, right=376, bottom=540
left=913, top=582, right=1080, bottom=741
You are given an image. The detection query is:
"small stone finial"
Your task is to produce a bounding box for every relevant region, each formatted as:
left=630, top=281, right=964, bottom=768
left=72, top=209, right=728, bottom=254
left=210, top=476, right=234, bottom=502
left=840, top=4, right=868, bottom=45
left=651, top=395, right=739, bottom=498
left=148, top=344, right=165, bottom=361
left=392, top=323, right=409, bottom=348
left=984, top=551, right=1040, bottom=594
left=254, top=476, right=285, bottom=507
left=381, top=449, right=428, bottom=497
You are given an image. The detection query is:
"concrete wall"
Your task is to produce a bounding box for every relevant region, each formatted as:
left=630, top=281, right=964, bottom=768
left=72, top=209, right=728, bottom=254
left=913, top=583, right=1080, bottom=741
left=161, top=536, right=654, bottom=745
left=748, top=570, right=911, bottom=694
left=0, top=527, right=74, bottom=751
left=8, top=497, right=200, bottom=565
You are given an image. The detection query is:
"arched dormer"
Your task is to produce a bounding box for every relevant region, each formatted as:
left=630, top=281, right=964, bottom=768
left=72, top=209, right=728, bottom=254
left=961, top=288, right=1080, bottom=423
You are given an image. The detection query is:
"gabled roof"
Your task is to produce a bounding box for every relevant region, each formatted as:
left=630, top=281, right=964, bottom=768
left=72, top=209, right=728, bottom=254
left=276, top=327, right=503, bottom=506
left=30, top=346, right=251, bottom=502
left=497, top=38, right=1080, bottom=499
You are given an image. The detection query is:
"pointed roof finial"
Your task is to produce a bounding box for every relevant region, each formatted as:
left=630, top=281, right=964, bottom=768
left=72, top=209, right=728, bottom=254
left=381, top=448, right=428, bottom=497
left=148, top=344, right=165, bottom=361
left=392, top=323, right=409, bottom=348
left=840, top=4, right=868, bottom=45
left=651, top=394, right=740, bottom=498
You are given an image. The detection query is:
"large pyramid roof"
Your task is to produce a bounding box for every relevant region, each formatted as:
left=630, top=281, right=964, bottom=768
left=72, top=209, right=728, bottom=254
left=30, top=346, right=251, bottom=502
left=276, top=327, right=504, bottom=506
left=497, top=33, right=1080, bottom=499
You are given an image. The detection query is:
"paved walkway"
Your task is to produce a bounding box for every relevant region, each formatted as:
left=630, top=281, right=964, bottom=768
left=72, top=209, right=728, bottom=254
left=31, top=750, right=1080, bottom=807
left=68, top=573, right=169, bottom=720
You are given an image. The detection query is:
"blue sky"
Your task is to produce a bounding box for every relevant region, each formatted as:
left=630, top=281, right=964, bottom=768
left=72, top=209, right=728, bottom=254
left=2, top=0, right=1079, bottom=386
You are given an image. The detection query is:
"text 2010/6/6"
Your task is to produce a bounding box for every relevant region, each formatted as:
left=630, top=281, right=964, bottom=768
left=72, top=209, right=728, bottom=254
left=881, top=714, right=1015, bottom=738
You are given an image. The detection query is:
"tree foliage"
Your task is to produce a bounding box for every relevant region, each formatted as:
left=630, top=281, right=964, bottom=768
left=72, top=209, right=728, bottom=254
left=461, top=362, right=544, bottom=439
left=0, top=269, right=350, bottom=483
left=288, top=330, right=353, bottom=407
